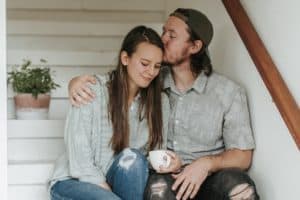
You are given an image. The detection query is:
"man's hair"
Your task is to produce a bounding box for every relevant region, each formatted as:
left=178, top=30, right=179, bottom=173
left=187, top=28, right=213, bottom=76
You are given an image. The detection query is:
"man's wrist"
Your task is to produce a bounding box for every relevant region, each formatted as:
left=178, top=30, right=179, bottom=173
left=196, top=156, right=220, bottom=174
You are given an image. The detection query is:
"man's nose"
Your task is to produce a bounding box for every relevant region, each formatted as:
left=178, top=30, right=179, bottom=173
left=161, top=34, right=168, bottom=45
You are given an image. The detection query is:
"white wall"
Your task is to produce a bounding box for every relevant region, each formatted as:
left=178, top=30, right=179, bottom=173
left=166, top=1, right=300, bottom=199
left=0, top=0, right=7, bottom=199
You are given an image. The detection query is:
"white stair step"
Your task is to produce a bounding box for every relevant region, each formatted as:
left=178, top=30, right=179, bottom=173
left=8, top=138, right=64, bottom=161
left=8, top=98, right=69, bottom=120
left=8, top=162, right=54, bottom=185
left=82, top=0, right=165, bottom=11
left=7, top=0, right=82, bottom=10
left=8, top=20, right=162, bottom=36
left=8, top=35, right=123, bottom=51
left=7, top=0, right=165, bottom=11
left=8, top=120, right=65, bottom=138
left=7, top=10, right=164, bottom=23
left=7, top=50, right=118, bottom=66
left=8, top=185, right=49, bottom=200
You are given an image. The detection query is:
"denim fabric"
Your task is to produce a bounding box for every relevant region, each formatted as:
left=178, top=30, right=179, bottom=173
left=144, top=168, right=259, bottom=200
left=51, top=148, right=149, bottom=200
left=107, top=148, right=149, bottom=200
left=50, top=179, right=121, bottom=200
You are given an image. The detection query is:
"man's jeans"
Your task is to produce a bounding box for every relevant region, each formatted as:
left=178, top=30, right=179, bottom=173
left=50, top=148, right=149, bottom=200
left=144, top=168, right=259, bottom=200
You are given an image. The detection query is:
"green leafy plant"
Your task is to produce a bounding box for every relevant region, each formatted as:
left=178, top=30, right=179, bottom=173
left=7, top=59, right=60, bottom=98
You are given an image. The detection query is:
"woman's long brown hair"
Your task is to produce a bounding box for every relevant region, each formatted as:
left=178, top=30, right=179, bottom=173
left=107, top=26, right=164, bottom=154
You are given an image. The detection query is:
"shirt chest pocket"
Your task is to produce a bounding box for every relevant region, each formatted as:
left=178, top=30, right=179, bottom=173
left=185, top=105, right=224, bottom=145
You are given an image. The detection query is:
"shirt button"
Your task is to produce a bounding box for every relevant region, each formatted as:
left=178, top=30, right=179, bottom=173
left=173, top=141, right=177, bottom=145
left=175, top=120, right=179, bottom=124
left=178, top=97, right=183, bottom=101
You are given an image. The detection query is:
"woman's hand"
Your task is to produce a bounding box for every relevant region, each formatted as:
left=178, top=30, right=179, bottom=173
left=99, top=182, right=112, bottom=191
left=69, top=75, right=96, bottom=107
left=156, top=150, right=182, bottom=174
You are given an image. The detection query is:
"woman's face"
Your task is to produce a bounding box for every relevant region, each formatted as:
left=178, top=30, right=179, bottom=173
left=121, top=42, right=163, bottom=92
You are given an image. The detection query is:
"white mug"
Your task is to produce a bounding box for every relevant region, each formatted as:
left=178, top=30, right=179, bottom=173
left=149, top=150, right=171, bottom=171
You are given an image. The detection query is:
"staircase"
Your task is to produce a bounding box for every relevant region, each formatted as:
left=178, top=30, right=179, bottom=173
left=7, top=0, right=165, bottom=199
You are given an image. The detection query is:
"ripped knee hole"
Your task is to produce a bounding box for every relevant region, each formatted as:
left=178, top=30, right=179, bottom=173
left=150, top=179, right=168, bottom=198
left=229, top=183, right=256, bottom=200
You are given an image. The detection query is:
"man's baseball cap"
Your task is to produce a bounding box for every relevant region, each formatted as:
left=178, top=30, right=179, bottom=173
left=170, top=8, right=214, bottom=47
left=170, top=8, right=213, bottom=71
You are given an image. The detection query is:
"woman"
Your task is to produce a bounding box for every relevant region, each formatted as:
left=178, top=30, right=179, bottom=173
left=49, top=26, right=169, bottom=200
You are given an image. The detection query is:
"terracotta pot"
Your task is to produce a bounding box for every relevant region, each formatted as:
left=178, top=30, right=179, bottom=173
left=14, top=93, right=51, bottom=119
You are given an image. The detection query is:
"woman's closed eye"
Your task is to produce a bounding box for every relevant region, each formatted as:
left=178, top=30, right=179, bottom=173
left=141, top=61, right=149, bottom=67
left=154, top=63, right=162, bottom=69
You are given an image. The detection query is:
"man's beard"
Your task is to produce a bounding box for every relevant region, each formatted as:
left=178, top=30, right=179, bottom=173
left=163, top=55, right=188, bottom=67
left=163, top=47, right=190, bottom=67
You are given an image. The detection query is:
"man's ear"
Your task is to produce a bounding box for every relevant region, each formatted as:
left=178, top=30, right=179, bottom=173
left=120, top=51, right=129, bottom=66
left=190, top=40, right=203, bottom=54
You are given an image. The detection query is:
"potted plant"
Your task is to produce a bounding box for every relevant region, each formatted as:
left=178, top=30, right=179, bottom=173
left=7, top=59, right=60, bottom=119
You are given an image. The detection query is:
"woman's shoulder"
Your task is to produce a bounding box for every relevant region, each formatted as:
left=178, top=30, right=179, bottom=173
left=93, top=74, right=109, bottom=86
left=81, top=74, right=109, bottom=106
left=89, top=74, right=109, bottom=93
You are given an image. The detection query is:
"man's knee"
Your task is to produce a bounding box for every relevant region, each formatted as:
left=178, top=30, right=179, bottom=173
left=212, top=168, right=259, bottom=200
left=144, top=174, right=175, bottom=200
left=228, top=183, right=257, bottom=200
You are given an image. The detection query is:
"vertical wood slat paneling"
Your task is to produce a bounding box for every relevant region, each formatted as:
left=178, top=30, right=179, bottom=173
left=222, top=0, right=300, bottom=149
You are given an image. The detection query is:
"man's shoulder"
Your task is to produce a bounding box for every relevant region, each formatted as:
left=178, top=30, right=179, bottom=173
left=207, top=72, right=243, bottom=93
left=205, top=72, right=247, bottom=108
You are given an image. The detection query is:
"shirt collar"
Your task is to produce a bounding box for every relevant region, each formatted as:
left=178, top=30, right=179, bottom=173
left=162, top=68, right=173, bottom=90
left=192, top=72, right=208, bottom=94
left=163, top=69, right=208, bottom=94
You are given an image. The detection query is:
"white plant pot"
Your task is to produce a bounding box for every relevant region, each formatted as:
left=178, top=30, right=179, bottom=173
left=14, top=93, right=51, bottom=120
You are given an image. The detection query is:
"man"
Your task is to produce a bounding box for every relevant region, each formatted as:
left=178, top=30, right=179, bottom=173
left=68, top=8, right=259, bottom=200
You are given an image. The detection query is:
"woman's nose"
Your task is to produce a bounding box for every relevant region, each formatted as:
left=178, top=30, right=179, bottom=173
left=147, top=66, right=156, bottom=77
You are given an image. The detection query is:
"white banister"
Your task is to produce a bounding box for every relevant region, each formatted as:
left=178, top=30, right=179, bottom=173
left=0, top=0, right=7, bottom=199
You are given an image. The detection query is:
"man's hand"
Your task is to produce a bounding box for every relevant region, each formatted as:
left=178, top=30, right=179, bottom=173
left=69, top=75, right=96, bottom=107
left=157, top=150, right=182, bottom=174
left=171, top=157, right=211, bottom=200
left=99, top=182, right=112, bottom=191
